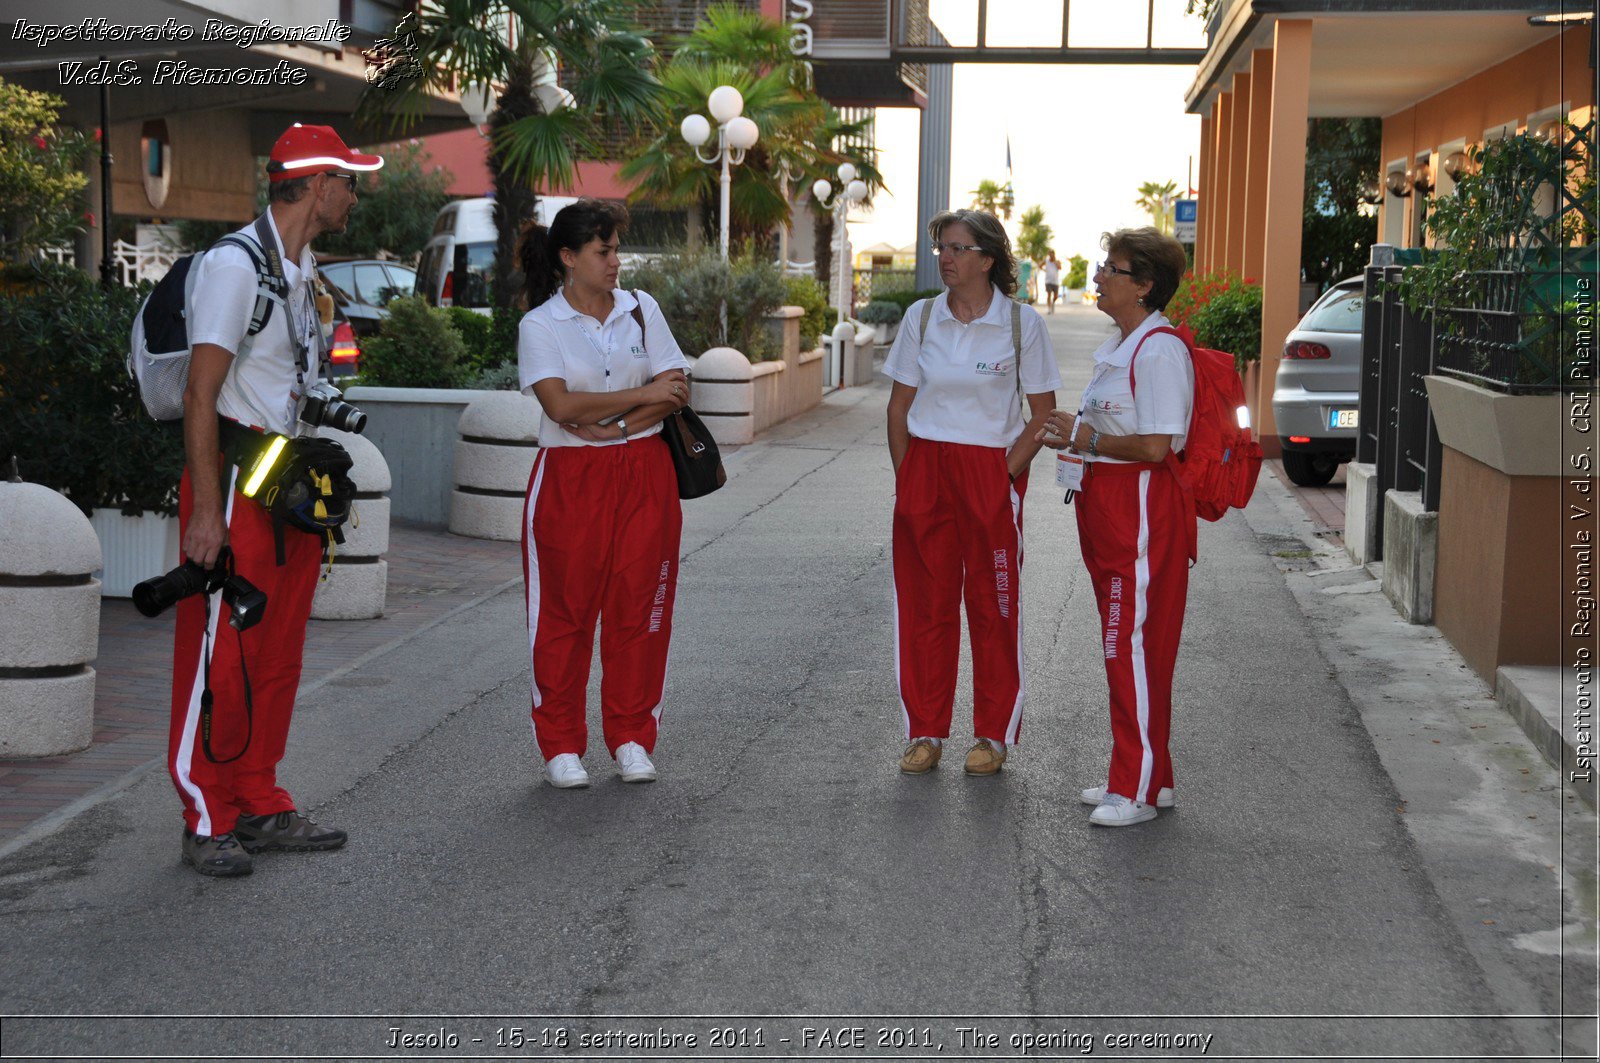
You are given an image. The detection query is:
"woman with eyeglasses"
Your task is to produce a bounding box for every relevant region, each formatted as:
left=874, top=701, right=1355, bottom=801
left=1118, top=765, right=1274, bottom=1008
left=1036, top=227, right=1194, bottom=827
left=882, top=209, right=1060, bottom=777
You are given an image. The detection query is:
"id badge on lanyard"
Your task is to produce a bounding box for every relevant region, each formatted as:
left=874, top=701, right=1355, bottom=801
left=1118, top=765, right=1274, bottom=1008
left=1060, top=406, right=1088, bottom=503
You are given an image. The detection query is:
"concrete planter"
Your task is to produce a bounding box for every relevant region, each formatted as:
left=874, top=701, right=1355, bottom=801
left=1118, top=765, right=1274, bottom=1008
left=1424, top=375, right=1570, bottom=477
left=1, top=479, right=101, bottom=757
left=449, top=391, right=541, bottom=541
left=312, top=429, right=392, bottom=620
left=345, top=386, right=499, bottom=527
left=88, top=508, right=179, bottom=598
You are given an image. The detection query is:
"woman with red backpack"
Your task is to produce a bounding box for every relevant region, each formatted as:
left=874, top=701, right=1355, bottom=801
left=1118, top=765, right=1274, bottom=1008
left=1037, top=227, right=1195, bottom=828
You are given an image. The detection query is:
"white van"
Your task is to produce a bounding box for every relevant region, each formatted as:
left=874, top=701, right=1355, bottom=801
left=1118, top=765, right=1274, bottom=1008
left=414, top=196, right=577, bottom=314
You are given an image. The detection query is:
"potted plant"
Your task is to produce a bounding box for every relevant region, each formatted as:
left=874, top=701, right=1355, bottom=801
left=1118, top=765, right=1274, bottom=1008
left=858, top=299, right=904, bottom=345
left=0, top=263, right=183, bottom=595
left=1065, top=254, right=1089, bottom=302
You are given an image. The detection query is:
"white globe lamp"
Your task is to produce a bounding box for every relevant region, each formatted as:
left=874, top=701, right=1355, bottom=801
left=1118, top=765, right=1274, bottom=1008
left=680, top=113, right=712, bottom=148
left=837, top=162, right=857, bottom=184
left=726, top=116, right=759, bottom=151
left=707, top=85, right=744, bottom=124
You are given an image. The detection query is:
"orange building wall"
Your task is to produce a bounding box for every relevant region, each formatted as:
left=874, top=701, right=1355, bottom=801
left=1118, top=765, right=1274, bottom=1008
left=1380, top=27, right=1594, bottom=245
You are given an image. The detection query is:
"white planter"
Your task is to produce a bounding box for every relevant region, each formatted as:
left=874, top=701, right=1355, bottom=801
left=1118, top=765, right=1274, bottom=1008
left=89, top=509, right=180, bottom=598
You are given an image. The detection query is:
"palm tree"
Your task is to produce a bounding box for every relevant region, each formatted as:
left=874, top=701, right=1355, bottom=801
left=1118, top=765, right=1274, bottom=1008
left=621, top=4, right=879, bottom=257
left=1016, top=204, right=1052, bottom=264
left=358, top=1, right=660, bottom=309
left=970, top=178, right=1014, bottom=220
left=1135, top=179, right=1180, bottom=235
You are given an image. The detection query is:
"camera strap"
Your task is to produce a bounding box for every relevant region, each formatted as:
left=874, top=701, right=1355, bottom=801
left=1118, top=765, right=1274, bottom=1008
left=251, top=213, right=322, bottom=390
left=198, top=588, right=255, bottom=766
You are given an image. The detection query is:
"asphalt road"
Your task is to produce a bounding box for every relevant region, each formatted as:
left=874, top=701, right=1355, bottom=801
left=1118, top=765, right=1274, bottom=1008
left=0, top=304, right=1580, bottom=1061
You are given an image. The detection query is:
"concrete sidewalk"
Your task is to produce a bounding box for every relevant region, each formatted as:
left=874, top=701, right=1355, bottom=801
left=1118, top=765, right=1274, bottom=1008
left=1, top=302, right=1593, bottom=1061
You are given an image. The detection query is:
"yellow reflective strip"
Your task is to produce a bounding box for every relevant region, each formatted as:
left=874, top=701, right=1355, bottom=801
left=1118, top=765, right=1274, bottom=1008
left=241, top=435, right=289, bottom=497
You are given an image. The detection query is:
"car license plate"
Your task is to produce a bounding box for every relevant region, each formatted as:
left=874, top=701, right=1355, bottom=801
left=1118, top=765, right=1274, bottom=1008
left=1329, top=409, right=1358, bottom=430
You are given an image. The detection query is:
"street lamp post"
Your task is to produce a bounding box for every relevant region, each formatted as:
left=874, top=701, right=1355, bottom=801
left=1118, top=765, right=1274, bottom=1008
left=681, top=86, right=760, bottom=260
left=811, top=163, right=868, bottom=323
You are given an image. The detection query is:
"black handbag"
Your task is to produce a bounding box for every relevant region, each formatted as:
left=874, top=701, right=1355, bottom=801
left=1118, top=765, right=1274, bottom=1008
left=659, top=406, right=727, bottom=499
left=627, top=291, right=726, bottom=499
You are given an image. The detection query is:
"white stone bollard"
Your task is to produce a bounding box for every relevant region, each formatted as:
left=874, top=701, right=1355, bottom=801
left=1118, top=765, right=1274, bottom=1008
left=449, top=391, right=541, bottom=541
left=847, top=324, right=877, bottom=387
left=311, top=429, right=392, bottom=620
left=692, top=346, right=755, bottom=445
left=0, top=476, right=101, bottom=757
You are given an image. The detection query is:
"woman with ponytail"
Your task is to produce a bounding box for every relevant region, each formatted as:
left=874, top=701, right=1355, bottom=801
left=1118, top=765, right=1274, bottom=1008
left=516, top=198, right=693, bottom=790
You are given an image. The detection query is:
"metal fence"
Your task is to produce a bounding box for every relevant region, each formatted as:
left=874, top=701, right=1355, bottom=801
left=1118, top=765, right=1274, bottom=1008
left=854, top=268, right=917, bottom=304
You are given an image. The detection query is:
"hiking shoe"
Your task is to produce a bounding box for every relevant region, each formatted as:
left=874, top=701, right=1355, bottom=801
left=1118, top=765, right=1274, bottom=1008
left=898, top=738, right=942, bottom=775
left=1081, top=784, right=1175, bottom=809
left=1089, top=792, right=1158, bottom=827
left=234, top=810, right=347, bottom=853
left=545, top=753, right=591, bottom=789
left=615, top=742, right=657, bottom=783
left=963, top=739, right=1007, bottom=776
left=181, top=831, right=253, bottom=877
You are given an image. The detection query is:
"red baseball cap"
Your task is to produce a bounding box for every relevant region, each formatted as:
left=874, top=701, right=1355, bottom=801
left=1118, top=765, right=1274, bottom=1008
left=267, top=123, right=384, bottom=182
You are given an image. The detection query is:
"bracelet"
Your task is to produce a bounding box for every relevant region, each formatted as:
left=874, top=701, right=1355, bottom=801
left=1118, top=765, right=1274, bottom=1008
left=1087, top=430, right=1101, bottom=457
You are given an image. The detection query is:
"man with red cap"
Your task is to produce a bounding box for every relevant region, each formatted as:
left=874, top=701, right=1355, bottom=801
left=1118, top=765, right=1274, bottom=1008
left=169, top=124, right=382, bottom=876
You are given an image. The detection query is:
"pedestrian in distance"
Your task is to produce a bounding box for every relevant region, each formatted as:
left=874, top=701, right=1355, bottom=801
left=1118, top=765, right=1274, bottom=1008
left=884, top=209, right=1061, bottom=777
left=517, top=199, right=693, bottom=790
left=169, top=124, right=380, bottom=876
left=1036, top=227, right=1195, bottom=827
left=1043, top=251, right=1061, bottom=314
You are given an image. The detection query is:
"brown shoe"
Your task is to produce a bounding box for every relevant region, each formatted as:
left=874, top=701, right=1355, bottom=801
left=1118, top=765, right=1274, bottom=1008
left=963, top=739, right=1007, bottom=775
left=898, top=738, right=942, bottom=774
left=181, top=831, right=253, bottom=877
left=233, top=810, right=347, bottom=854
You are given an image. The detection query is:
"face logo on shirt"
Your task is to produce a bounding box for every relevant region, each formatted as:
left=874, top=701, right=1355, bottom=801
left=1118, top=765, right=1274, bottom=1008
left=973, top=359, right=1011, bottom=377
left=1089, top=397, right=1124, bottom=414
left=630, top=345, right=648, bottom=359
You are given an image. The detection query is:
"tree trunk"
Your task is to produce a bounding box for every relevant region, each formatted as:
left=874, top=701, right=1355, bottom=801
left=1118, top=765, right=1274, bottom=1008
left=488, top=60, right=537, bottom=312
left=814, top=208, right=833, bottom=293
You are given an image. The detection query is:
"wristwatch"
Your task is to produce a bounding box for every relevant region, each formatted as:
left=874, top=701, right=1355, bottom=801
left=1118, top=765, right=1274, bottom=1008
left=617, top=418, right=629, bottom=439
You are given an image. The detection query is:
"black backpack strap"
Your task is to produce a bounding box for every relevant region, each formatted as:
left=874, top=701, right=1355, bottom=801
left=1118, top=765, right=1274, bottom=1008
left=250, top=214, right=312, bottom=380
left=212, top=233, right=278, bottom=338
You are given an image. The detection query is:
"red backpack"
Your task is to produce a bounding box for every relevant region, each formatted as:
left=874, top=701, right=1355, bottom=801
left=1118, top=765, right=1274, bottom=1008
left=1130, top=325, right=1263, bottom=558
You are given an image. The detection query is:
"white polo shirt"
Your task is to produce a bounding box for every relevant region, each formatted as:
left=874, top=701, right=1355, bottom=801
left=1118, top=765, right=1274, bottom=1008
left=187, top=210, right=321, bottom=436
left=881, top=286, right=1061, bottom=448
left=1078, top=312, right=1194, bottom=463
left=518, top=287, right=692, bottom=448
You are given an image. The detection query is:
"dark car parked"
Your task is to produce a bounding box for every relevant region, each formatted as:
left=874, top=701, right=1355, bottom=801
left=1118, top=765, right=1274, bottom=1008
left=318, top=260, right=418, bottom=338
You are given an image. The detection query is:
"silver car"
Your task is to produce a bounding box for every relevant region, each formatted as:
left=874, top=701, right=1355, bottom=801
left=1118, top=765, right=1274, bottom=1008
left=1271, top=277, right=1363, bottom=486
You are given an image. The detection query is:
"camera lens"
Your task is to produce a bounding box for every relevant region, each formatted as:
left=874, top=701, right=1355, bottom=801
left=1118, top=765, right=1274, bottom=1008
left=326, top=400, right=366, bottom=435
left=131, top=561, right=210, bottom=618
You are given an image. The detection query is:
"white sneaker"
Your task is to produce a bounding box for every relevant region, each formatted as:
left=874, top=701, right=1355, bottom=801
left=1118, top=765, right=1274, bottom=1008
left=1089, top=792, right=1158, bottom=827
left=1081, top=784, right=1175, bottom=809
left=544, top=753, right=590, bottom=789
left=615, top=742, right=657, bottom=784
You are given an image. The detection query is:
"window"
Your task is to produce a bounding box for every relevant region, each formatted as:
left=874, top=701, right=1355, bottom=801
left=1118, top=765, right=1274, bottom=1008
left=1301, top=285, right=1364, bottom=333
left=353, top=263, right=395, bottom=306
left=453, top=242, right=496, bottom=309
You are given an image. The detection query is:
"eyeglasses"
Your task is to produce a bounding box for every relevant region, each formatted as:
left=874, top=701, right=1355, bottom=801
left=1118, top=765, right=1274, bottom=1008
left=1096, top=260, right=1135, bottom=277
left=324, top=172, right=358, bottom=190
left=932, top=242, right=984, bottom=257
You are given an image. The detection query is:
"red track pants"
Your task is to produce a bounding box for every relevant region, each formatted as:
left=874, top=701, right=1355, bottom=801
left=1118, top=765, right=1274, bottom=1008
left=522, top=437, right=682, bottom=760
left=1074, top=460, right=1192, bottom=804
left=169, top=465, right=322, bottom=837
left=892, top=439, right=1028, bottom=744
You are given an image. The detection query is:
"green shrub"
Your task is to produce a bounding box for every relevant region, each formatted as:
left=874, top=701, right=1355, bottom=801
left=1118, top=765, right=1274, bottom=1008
left=823, top=306, right=839, bottom=333
left=0, top=263, right=181, bottom=514
left=467, top=360, right=522, bottom=391
left=1169, top=270, right=1263, bottom=371
left=1066, top=254, right=1089, bottom=290
left=622, top=248, right=787, bottom=362
left=875, top=287, right=942, bottom=313
left=784, top=274, right=829, bottom=350
left=858, top=300, right=903, bottom=325
left=357, top=295, right=467, bottom=387
left=446, top=307, right=498, bottom=376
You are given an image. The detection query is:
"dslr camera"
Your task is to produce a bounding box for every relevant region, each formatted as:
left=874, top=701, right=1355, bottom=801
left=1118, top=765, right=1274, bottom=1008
left=132, top=548, right=267, bottom=631
left=300, top=381, right=367, bottom=434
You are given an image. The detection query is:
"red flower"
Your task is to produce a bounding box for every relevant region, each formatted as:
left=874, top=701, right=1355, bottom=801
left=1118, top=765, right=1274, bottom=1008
left=32, top=135, right=47, bottom=150
left=94, top=127, right=103, bottom=141
left=82, top=211, right=95, bottom=226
